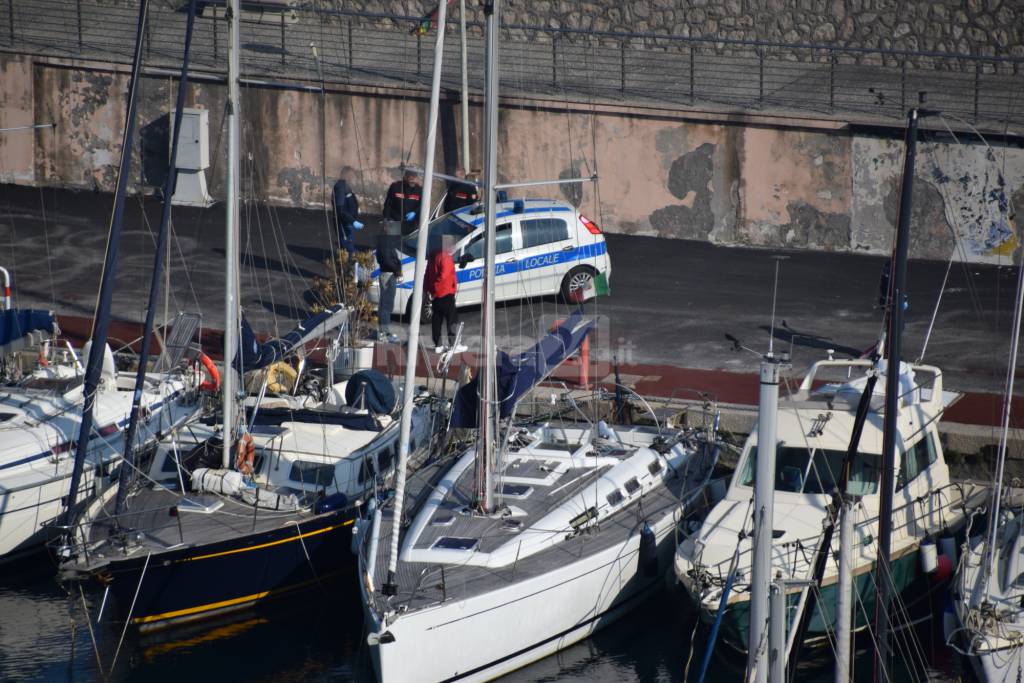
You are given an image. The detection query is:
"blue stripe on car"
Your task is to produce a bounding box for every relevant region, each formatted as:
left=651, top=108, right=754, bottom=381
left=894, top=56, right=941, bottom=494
left=394, top=240, right=607, bottom=289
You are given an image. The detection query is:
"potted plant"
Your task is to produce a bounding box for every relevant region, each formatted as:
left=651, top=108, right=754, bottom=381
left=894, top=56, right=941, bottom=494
left=311, top=248, right=377, bottom=377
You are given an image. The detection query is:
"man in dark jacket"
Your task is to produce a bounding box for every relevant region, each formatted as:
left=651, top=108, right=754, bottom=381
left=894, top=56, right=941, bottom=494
left=442, top=166, right=478, bottom=214
left=374, top=221, right=404, bottom=343
left=332, top=169, right=362, bottom=256
left=382, top=170, right=422, bottom=236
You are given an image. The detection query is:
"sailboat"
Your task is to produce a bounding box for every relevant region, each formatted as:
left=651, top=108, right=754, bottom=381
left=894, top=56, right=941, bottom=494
left=356, top=3, right=720, bottom=681
left=58, top=0, right=444, bottom=632
left=0, top=0, right=200, bottom=565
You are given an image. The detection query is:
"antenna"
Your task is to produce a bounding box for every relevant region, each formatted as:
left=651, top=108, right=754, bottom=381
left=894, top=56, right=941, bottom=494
left=768, top=256, right=788, bottom=358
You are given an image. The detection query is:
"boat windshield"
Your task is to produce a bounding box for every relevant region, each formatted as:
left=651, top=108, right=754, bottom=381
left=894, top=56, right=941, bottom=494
left=401, top=214, right=476, bottom=256
left=739, top=445, right=880, bottom=496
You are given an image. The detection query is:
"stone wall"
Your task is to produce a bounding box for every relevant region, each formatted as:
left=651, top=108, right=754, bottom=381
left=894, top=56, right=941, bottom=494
left=2, top=53, right=1021, bottom=263
left=341, top=0, right=1023, bottom=58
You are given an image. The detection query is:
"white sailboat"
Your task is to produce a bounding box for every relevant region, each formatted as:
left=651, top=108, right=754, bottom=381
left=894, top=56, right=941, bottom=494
left=356, top=3, right=720, bottom=681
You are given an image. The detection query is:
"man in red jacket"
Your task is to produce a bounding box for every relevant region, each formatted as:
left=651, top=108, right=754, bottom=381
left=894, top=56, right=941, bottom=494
left=424, top=238, right=467, bottom=353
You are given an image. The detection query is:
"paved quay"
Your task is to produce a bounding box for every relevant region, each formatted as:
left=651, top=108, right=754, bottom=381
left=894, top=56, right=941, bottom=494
left=1, top=182, right=1021, bottom=452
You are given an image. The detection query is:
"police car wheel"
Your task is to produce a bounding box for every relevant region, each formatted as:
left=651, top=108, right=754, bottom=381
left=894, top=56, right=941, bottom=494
left=561, top=266, right=595, bottom=304
left=405, top=295, right=433, bottom=323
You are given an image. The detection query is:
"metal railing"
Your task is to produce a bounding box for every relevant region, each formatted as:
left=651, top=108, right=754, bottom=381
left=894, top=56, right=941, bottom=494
left=2, top=1, right=1023, bottom=128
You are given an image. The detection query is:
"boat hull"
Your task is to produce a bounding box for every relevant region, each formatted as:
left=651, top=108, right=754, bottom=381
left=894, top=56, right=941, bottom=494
left=693, top=547, right=923, bottom=651
left=362, top=514, right=677, bottom=683
left=92, top=509, right=356, bottom=631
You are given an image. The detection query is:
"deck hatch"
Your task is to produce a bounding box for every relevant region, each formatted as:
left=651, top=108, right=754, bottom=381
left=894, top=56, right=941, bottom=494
left=432, top=537, right=478, bottom=551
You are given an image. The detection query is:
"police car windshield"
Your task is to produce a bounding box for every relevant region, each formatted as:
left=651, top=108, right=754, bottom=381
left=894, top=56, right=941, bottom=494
left=402, top=214, right=475, bottom=256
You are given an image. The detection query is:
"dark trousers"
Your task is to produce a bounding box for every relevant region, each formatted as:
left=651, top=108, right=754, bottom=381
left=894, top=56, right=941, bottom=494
left=431, top=294, right=458, bottom=347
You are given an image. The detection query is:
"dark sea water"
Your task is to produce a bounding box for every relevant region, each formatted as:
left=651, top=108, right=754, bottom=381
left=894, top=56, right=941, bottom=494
left=0, top=554, right=962, bottom=683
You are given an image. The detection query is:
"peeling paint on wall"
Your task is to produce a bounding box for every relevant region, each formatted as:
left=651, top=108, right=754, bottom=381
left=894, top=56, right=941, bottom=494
left=7, top=55, right=1024, bottom=264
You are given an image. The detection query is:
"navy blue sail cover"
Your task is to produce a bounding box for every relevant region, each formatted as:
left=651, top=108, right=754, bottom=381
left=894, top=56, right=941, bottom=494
left=234, top=304, right=347, bottom=371
left=0, top=309, right=56, bottom=348
left=345, top=369, right=396, bottom=415
left=450, top=310, right=594, bottom=428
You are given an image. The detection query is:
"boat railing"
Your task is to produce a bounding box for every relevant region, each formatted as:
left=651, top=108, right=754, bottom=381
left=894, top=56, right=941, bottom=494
left=687, top=481, right=974, bottom=599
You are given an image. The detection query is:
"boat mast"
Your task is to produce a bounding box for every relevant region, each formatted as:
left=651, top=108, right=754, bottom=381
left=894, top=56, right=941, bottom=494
left=382, top=0, right=449, bottom=596
left=222, top=0, right=241, bottom=468
left=459, top=0, right=471, bottom=172
left=746, top=352, right=781, bottom=683
left=60, top=0, right=150, bottom=538
left=114, top=0, right=198, bottom=518
left=475, top=0, right=500, bottom=513
left=874, top=106, right=919, bottom=683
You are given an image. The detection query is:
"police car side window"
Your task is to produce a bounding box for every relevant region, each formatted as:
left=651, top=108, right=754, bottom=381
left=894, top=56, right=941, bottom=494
left=463, top=224, right=513, bottom=260
left=521, top=218, right=570, bottom=249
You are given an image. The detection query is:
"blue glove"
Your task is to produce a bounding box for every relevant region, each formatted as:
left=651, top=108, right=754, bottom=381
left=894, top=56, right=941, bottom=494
left=405, top=211, right=417, bottom=222
left=352, top=220, right=364, bottom=230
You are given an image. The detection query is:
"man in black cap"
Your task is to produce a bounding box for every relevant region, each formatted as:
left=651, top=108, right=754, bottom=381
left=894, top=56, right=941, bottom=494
left=442, top=166, right=478, bottom=214
left=383, top=169, right=422, bottom=236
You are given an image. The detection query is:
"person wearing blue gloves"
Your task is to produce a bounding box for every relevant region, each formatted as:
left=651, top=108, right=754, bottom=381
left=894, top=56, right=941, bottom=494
left=383, top=169, right=422, bottom=236
left=332, top=167, right=362, bottom=257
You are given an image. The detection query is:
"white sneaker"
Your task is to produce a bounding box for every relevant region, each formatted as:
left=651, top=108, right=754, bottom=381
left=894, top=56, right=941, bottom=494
left=435, top=346, right=446, bottom=354
left=452, top=344, right=468, bottom=353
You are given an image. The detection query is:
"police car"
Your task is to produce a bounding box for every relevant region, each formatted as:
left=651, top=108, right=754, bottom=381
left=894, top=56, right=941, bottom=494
left=370, top=198, right=611, bottom=320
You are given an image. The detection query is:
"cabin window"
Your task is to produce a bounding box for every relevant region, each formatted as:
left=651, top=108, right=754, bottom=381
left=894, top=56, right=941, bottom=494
left=289, top=460, right=335, bottom=487
left=623, top=477, right=641, bottom=495
left=606, top=489, right=624, bottom=507
left=740, top=445, right=880, bottom=496
left=648, top=460, right=664, bottom=476
left=898, top=433, right=938, bottom=489
left=377, top=446, right=394, bottom=473
left=433, top=537, right=478, bottom=551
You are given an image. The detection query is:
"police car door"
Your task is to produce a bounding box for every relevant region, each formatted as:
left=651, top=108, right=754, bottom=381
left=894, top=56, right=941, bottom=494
left=516, top=215, right=575, bottom=298
left=454, top=221, right=515, bottom=307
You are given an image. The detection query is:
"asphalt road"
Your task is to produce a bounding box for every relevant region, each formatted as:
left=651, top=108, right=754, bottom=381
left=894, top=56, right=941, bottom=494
left=0, top=183, right=1019, bottom=393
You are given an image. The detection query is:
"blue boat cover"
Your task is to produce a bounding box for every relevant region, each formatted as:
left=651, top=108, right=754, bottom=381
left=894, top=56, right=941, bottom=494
left=234, top=304, right=347, bottom=371
left=450, top=310, right=594, bottom=428
left=0, top=309, right=56, bottom=348
left=345, top=369, right=396, bottom=415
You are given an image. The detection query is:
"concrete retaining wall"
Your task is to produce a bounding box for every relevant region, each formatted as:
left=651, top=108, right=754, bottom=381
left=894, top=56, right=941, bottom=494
left=2, top=52, right=1021, bottom=262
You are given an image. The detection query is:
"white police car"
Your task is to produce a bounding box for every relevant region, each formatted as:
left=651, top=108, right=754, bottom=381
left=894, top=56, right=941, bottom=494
left=370, top=198, right=611, bottom=319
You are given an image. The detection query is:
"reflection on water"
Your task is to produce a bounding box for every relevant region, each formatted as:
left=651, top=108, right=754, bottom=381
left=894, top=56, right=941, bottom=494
left=0, top=556, right=962, bottom=683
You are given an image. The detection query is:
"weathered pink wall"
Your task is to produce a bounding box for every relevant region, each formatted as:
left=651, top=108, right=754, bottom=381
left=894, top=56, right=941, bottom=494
left=4, top=54, right=1021, bottom=263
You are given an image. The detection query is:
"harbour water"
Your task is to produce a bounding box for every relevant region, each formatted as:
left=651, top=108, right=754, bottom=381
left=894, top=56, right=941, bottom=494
left=0, top=553, right=961, bottom=682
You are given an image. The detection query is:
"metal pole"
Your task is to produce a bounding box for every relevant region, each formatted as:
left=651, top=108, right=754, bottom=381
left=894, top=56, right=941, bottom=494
left=114, top=0, right=198, bottom=518
left=459, top=0, right=471, bottom=171
left=476, top=0, right=500, bottom=513
left=382, top=0, right=449, bottom=596
left=747, top=356, right=780, bottom=683
left=835, top=496, right=854, bottom=683
left=874, top=107, right=918, bottom=683
left=0, top=266, right=10, bottom=309
left=61, top=0, right=150, bottom=535
left=222, top=0, right=241, bottom=469
left=769, top=577, right=786, bottom=683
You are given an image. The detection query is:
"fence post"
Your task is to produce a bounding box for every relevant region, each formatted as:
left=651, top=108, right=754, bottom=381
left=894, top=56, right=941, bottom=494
left=619, top=38, right=626, bottom=95
left=280, top=11, right=286, bottom=66
left=689, top=43, right=695, bottom=104
left=551, top=32, right=558, bottom=87
left=758, top=47, right=764, bottom=104
left=213, top=10, right=219, bottom=61
left=7, top=0, right=13, bottom=46
left=417, top=34, right=422, bottom=77
left=76, top=0, right=83, bottom=50
left=900, top=58, right=906, bottom=114
left=829, top=48, right=835, bottom=112
left=973, top=62, right=981, bottom=121
left=348, top=19, right=353, bottom=70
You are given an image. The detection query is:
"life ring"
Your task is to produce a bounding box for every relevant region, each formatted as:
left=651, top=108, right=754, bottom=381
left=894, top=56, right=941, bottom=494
left=198, top=353, right=221, bottom=392
left=265, top=361, right=298, bottom=394
left=235, top=432, right=256, bottom=476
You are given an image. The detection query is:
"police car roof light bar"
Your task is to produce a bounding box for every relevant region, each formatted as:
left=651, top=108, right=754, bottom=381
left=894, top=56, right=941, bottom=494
left=495, top=174, right=597, bottom=190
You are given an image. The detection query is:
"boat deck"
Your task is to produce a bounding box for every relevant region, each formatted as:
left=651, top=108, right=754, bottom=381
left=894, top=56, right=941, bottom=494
left=364, top=423, right=716, bottom=617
